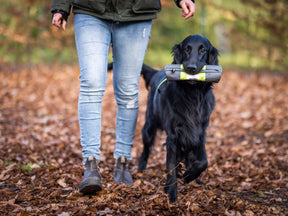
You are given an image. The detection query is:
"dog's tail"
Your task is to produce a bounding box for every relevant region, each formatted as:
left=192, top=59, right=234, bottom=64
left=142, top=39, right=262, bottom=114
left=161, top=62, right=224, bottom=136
left=107, top=62, right=158, bottom=89
left=141, top=64, right=158, bottom=89
left=107, top=62, right=113, bottom=71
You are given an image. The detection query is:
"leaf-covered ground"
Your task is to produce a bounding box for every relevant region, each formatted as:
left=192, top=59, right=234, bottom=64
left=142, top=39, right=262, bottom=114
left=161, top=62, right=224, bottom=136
left=0, top=65, right=287, bottom=215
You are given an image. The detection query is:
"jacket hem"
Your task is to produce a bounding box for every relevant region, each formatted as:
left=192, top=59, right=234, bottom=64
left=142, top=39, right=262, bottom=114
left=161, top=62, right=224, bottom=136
left=72, top=8, right=157, bottom=22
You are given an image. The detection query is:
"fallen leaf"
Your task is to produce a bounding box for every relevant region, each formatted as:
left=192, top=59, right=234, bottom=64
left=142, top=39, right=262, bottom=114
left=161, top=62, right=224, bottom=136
left=57, top=178, right=68, bottom=188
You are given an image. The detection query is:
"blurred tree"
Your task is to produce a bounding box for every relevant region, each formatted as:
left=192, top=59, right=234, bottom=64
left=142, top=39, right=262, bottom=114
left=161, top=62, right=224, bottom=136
left=0, top=0, right=287, bottom=71
left=203, top=0, right=288, bottom=71
left=0, top=0, right=76, bottom=65
left=237, top=0, right=288, bottom=70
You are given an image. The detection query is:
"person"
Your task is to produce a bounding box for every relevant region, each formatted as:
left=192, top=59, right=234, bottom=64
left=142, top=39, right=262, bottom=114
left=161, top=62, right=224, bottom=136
left=51, top=0, right=195, bottom=194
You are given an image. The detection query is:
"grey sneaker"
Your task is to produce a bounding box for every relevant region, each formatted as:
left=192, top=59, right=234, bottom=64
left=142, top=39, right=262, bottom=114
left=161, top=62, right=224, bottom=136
left=113, top=156, right=133, bottom=186
left=79, top=156, right=102, bottom=194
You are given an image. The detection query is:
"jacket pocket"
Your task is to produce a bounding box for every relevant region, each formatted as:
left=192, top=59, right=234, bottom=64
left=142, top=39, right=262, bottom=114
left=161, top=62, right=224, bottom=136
left=132, top=0, right=161, bottom=14
left=72, top=0, right=106, bottom=14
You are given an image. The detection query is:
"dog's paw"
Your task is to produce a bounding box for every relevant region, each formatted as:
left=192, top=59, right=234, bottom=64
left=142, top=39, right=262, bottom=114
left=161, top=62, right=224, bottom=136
left=164, top=185, right=177, bottom=203
left=138, top=154, right=148, bottom=172
left=138, top=163, right=147, bottom=173
left=169, top=192, right=177, bottom=203
left=164, top=181, right=177, bottom=203
left=183, top=171, right=195, bottom=184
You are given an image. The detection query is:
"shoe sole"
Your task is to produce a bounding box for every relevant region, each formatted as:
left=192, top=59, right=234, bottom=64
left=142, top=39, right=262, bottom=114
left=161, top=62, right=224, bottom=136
left=79, top=178, right=102, bottom=194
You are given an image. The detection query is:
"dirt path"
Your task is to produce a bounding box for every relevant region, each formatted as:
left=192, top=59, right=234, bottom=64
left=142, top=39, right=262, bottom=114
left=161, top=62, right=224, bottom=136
left=0, top=65, right=287, bottom=215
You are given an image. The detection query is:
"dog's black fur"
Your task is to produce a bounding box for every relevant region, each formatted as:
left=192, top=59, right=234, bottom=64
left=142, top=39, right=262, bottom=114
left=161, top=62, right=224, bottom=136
left=138, top=34, right=219, bottom=203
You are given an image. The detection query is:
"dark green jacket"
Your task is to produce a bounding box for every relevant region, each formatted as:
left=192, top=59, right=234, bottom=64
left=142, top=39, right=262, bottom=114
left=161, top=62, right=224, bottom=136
left=51, top=0, right=185, bottom=22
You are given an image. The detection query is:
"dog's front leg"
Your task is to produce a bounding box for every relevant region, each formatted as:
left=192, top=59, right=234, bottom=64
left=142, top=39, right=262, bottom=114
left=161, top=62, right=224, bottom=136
left=184, top=141, right=208, bottom=184
left=164, top=140, right=177, bottom=203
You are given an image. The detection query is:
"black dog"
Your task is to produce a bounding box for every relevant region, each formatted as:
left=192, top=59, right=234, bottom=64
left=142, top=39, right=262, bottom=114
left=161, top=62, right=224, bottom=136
left=138, top=34, right=219, bottom=202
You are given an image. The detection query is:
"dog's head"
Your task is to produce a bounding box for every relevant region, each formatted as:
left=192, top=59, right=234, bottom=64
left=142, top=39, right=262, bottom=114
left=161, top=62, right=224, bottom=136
left=172, top=34, right=219, bottom=75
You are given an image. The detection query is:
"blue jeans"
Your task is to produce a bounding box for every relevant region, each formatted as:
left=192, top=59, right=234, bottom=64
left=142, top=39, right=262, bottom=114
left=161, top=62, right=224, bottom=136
left=74, top=14, right=152, bottom=164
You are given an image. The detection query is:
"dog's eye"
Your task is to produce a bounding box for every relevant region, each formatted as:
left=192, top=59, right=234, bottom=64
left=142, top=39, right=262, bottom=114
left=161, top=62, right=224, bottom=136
left=200, top=48, right=206, bottom=54
left=184, top=47, right=191, bottom=53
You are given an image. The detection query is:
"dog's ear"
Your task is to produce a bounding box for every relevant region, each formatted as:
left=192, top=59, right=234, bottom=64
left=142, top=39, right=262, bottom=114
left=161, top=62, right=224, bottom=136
left=208, top=46, right=219, bottom=65
left=171, top=43, right=182, bottom=64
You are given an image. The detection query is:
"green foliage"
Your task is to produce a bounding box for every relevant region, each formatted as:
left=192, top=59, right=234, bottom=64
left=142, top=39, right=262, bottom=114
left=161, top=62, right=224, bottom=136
left=2, top=160, right=13, bottom=167
left=204, top=0, right=288, bottom=71
left=0, top=0, right=287, bottom=71
left=18, top=162, right=47, bottom=172
left=0, top=0, right=77, bottom=64
left=19, top=163, right=33, bottom=172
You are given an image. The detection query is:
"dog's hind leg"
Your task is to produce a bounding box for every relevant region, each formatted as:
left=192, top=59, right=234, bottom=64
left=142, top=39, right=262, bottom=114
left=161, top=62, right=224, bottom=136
left=138, top=120, right=157, bottom=172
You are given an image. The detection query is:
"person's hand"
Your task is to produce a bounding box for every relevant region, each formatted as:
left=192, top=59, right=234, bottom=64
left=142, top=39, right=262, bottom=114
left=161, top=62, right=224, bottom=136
left=52, top=13, right=67, bottom=30
left=179, top=0, right=195, bottom=19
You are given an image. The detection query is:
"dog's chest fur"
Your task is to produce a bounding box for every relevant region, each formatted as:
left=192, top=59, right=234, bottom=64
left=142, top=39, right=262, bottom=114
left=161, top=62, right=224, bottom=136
left=151, top=71, right=215, bottom=148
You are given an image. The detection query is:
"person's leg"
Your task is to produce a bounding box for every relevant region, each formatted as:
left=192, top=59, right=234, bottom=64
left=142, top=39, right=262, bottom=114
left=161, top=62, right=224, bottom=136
left=112, top=21, right=152, bottom=160
left=74, top=14, right=112, bottom=194
left=74, top=14, right=111, bottom=164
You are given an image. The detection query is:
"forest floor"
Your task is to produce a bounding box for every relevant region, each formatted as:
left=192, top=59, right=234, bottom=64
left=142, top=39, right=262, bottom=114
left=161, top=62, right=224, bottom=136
left=0, top=65, right=287, bottom=215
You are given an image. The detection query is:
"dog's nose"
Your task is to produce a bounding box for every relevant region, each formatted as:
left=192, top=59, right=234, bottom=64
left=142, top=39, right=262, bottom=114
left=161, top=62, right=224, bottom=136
left=187, top=64, right=197, bottom=72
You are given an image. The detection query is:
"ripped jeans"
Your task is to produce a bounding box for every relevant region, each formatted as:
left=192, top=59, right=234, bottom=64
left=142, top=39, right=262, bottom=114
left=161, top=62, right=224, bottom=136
left=74, top=14, right=152, bottom=163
